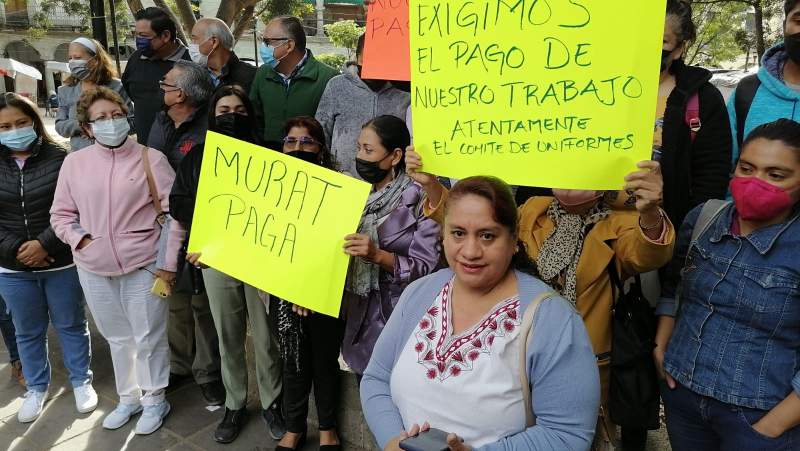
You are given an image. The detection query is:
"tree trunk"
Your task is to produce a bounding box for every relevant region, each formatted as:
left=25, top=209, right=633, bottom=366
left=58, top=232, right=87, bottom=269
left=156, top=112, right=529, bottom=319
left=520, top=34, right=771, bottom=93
left=217, top=0, right=241, bottom=25
left=152, top=0, right=189, bottom=44
left=126, top=0, right=144, bottom=13
left=753, top=1, right=766, bottom=64
left=172, top=0, right=198, bottom=35
left=232, top=6, right=257, bottom=42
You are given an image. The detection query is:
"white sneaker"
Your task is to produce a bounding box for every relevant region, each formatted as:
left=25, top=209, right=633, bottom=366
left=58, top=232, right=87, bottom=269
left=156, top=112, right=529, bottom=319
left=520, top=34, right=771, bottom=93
left=18, top=389, right=47, bottom=423
left=74, top=383, right=98, bottom=414
left=134, top=401, right=170, bottom=435
left=102, top=403, right=143, bottom=430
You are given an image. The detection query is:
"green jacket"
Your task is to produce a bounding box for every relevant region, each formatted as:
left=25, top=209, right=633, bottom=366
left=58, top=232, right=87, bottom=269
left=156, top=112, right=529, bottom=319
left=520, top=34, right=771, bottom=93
left=250, top=50, right=339, bottom=146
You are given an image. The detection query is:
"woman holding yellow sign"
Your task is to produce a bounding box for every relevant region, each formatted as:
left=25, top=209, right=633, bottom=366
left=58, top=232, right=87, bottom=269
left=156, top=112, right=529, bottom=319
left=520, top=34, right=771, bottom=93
left=341, top=115, right=441, bottom=377
left=405, top=148, right=675, bottom=449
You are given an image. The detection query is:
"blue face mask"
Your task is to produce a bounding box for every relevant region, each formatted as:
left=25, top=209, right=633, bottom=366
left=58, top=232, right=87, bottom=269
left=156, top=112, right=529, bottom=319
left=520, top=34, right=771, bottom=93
left=136, top=36, right=154, bottom=57
left=259, top=42, right=285, bottom=69
left=0, top=126, right=37, bottom=151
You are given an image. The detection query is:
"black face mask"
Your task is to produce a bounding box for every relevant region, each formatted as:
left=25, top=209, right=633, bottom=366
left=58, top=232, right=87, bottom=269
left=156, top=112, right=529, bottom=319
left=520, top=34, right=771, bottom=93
left=287, top=150, right=320, bottom=165
left=356, top=157, right=392, bottom=184
left=786, top=32, right=800, bottom=64
left=215, top=113, right=252, bottom=140
left=661, top=48, right=674, bottom=73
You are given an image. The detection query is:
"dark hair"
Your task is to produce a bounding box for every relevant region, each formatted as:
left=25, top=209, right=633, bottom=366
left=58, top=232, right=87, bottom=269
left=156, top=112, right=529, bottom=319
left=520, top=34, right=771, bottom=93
left=356, top=33, right=365, bottom=57
left=362, top=115, right=410, bottom=174
left=76, top=86, right=129, bottom=125
left=283, top=116, right=334, bottom=170
left=742, top=118, right=800, bottom=160
left=273, top=16, right=306, bottom=52
left=135, top=7, right=177, bottom=42
left=445, top=176, right=537, bottom=275
left=0, top=93, right=53, bottom=144
left=786, top=0, right=800, bottom=16
left=207, top=84, right=259, bottom=144
left=665, top=0, right=696, bottom=45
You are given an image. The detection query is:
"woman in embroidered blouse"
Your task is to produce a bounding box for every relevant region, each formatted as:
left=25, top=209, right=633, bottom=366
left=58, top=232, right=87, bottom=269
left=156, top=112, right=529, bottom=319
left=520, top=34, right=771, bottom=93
left=406, top=149, right=675, bottom=447
left=361, top=176, right=600, bottom=450
left=341, top=115, right=441, bottom=376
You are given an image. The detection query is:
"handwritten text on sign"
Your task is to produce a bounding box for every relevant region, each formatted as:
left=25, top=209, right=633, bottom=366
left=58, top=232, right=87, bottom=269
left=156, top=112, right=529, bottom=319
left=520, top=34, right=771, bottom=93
left=188, top=132, right=371, bottom=317
left=410, top=0, right=667, bottom=189
left=363, top=0, right=411, bottom=81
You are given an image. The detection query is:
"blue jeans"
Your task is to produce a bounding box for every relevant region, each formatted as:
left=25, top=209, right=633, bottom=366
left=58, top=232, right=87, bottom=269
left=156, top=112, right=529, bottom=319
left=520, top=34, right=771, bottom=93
left=662, top=381, right=799, bottom=450
left=0, top=294, right=19, bottom=362
left=0, top=267, right=91, bottom=392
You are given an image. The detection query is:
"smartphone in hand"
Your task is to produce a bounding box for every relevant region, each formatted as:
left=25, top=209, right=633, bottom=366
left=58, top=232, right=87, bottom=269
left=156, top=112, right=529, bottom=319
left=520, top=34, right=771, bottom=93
left=399, top=428, right=450, bottom=451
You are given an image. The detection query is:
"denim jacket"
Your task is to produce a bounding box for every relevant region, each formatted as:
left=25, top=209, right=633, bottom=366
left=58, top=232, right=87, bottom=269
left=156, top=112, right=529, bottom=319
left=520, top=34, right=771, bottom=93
left=657, top=202, right=800, bottom=410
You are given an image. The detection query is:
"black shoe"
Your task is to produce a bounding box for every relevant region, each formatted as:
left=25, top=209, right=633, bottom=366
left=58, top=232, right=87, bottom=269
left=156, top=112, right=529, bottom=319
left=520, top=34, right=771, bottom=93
left=200, top=381, right=225, bottom=406
left=275, top=431, right=306, bottom=451
left=167, top=372, right=191, bottom=392
left=214, top=407, right=248, bottom=444
left=319, top=445, right=341, bottom=451
left=262, top=403, right=287, bottom=440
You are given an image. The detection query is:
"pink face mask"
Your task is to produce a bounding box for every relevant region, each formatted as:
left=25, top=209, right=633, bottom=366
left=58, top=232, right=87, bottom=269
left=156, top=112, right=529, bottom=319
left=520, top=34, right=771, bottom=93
left=552, top=189, right=603, bottom=207
left=730, top=176, right=795, bottom=221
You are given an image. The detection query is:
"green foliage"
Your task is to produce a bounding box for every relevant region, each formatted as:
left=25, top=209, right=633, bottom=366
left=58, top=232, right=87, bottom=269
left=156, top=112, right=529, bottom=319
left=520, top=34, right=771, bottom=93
left=316, top=53, right=347, bottom=71
left=686, top=1, right=751, bottom=67
left=28, top=0, right=132, bottom=48
left=324, top=20, right=365, bottom=58
left=258, top=0, right=314, bottom=23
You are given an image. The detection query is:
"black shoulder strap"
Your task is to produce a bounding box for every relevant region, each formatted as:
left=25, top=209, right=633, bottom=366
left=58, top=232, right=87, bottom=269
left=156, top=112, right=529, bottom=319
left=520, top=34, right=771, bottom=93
left=734, top=74, right=761, bottom=149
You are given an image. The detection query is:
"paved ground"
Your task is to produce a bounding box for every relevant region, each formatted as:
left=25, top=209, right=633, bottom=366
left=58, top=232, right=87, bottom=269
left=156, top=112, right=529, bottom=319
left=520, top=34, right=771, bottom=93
left=0, top=319, right=325, bottom=451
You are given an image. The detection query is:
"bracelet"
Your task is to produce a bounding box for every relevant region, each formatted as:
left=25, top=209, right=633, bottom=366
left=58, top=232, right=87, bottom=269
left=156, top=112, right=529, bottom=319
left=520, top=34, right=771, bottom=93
left=639, top=210, right=665, bottom=230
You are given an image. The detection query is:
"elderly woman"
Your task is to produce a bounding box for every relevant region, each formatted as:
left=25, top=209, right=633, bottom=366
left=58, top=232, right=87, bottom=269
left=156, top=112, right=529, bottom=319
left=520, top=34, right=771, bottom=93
left=0, top=93, right=94, bottom=424
left=341, top=115, right=441, bottom=377
left=55, top=37, right=133, bottom=151
left=51, top=87, right=185, bottom=435
left=361, top=176, right=601, bottom=450
left=408, top=148, right=675, bottom=448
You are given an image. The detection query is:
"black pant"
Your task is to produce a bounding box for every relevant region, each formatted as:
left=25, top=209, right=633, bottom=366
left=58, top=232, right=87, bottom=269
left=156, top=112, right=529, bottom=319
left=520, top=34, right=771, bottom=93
left=281, top=311, right=344, bottom=433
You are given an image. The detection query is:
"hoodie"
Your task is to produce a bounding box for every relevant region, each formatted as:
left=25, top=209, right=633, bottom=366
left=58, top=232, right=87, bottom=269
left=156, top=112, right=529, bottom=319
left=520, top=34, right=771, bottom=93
left=728, top=43, right=800, bottom=163
left=315, top=62, right=410, bottom=178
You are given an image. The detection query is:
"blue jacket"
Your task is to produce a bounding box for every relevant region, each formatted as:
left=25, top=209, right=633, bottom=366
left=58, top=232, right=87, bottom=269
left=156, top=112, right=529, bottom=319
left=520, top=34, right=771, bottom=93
left=657, top=202, right=800, bottom=410
left=728, top=43, right=800, bottom=163
left=360, top=268, right=600, bottom=451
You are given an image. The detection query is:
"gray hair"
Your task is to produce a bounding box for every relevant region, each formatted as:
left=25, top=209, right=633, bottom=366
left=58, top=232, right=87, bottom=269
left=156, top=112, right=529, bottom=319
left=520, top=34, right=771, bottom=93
left=272, top=16, right=306, bottom=51
left=200, top=17, right=234, bottom=50
left=172, top=60, right=213, bottom=107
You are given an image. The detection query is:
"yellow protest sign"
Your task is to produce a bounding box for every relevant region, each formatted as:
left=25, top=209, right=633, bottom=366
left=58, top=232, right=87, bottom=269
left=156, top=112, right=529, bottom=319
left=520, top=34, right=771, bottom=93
left=410, top=0, right=667, bottom=189
left=188, top=132, right=371, bottom=317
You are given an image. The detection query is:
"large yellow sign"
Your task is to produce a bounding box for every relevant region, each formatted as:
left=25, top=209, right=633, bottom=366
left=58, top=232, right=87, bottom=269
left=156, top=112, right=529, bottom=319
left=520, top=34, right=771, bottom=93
left=188, top=132, right=371, bottom=317
left=410, top=0, right=667, bottom=189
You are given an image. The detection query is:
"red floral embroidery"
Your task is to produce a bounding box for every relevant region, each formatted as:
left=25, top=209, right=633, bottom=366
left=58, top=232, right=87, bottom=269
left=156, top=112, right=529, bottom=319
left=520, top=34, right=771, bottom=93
left=414, top=279, right=520, bottom=381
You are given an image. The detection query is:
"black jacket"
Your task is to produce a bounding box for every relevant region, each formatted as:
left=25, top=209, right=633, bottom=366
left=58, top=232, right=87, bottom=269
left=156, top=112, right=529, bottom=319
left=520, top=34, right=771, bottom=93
left=147, top=107, right=208, bottom=170
left=218, top=53, right=257, bottom=93
left=0, top=140, right=72, bottom=271
left=660, top=61, right=732, bottom=228
left=121, top=47, right=191, bottom=145
left=170, top=143, right=204, bottom=229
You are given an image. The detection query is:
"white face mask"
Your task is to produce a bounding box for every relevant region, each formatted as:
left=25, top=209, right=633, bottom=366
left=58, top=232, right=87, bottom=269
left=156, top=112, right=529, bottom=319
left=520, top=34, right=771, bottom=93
left=91, top=118, right=130, bottom=148
left=188, top=37, right=212, bottom=66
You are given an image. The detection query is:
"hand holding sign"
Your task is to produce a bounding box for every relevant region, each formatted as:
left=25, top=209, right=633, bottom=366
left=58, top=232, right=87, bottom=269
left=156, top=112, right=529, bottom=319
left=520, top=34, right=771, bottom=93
left=189, top=132, right=371, bottom=317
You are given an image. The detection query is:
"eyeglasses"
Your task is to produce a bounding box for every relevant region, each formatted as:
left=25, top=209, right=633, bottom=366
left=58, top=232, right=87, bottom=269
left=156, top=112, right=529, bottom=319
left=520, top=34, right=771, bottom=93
left=261, top=37, right=289, bottom=47
left=282, top=136, right=319, bottom=149
left=158, top=79, right=180, bottom=92
left=89, top=112, right=126, bottom=123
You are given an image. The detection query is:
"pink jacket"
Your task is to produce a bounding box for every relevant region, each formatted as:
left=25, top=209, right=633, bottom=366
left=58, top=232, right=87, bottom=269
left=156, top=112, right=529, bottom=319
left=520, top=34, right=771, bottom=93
left=50, top=137, right=185, bottom=276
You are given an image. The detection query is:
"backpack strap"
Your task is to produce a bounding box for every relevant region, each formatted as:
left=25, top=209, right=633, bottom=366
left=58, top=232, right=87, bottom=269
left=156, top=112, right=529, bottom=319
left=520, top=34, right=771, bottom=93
left=685, top=92, right=701, bottom=143
left=518, top=290, right=556, bottom=428
left=734, top=74, right=761, bottom=150
left=141, top=146, right=166, bottom=226
left=674, top=200, right=730, bottom=314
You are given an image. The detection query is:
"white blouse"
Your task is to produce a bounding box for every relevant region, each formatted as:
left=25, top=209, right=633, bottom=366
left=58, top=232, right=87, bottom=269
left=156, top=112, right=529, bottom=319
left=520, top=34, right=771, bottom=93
left=390, top=278, right=528, bottom=448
